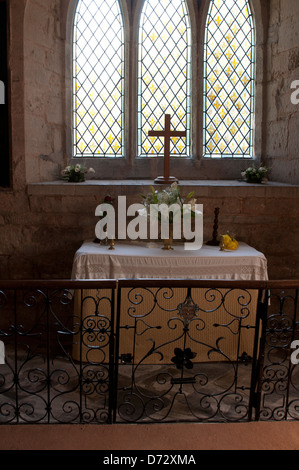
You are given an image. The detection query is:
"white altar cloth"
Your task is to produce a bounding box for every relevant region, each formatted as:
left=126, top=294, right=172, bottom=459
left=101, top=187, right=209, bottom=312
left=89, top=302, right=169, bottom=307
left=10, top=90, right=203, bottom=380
left=71, top=240, right=268, bottom=281
left=71, top=240, right=268, bottom=363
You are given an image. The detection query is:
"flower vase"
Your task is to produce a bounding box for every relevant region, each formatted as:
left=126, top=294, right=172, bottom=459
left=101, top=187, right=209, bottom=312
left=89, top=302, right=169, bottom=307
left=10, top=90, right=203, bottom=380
left=245, top=176, right=263, bottom=184
left=68, top=175, right=85, bottom=183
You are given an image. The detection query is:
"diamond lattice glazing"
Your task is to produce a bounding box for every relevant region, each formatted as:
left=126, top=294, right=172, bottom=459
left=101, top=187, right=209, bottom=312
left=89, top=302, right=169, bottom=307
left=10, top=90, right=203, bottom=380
left=73, top=0, right=124, bottom=157
left=138, top=0, right=191, bottom=158
left=203, top=0, right=255, bottom=159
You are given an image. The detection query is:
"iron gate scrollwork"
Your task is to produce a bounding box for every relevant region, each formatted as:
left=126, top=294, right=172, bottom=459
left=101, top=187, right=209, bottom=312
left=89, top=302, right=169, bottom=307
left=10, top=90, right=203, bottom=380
left=0, top=279, right=298, bottom=425
left=113, top=280, right=267, bottom=424
left=255, top=287, right=299, bottom=421
left=0, top=281, right=116, bottom=425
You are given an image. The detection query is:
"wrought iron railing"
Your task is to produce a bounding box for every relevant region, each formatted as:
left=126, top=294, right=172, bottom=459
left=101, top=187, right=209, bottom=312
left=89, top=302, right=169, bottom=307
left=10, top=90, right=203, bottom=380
left=0, top=279, right=298, bottom=425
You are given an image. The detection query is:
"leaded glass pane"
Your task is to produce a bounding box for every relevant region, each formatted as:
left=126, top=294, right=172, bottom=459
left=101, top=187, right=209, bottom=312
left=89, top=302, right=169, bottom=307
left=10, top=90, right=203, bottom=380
left=203, top=0, right=255, bottom=159
left=73, top=0, right=124, bottom=157
left=138, top=0, right=191, bottom=158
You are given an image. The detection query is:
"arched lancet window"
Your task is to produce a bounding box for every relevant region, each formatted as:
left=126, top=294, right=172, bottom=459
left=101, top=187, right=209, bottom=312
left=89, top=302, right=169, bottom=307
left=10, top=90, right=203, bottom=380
left=73, top=0, right=124, bottom=158
left=203, top=0, right=255, bottom=159
left=138, top=0, right=191, bottom=158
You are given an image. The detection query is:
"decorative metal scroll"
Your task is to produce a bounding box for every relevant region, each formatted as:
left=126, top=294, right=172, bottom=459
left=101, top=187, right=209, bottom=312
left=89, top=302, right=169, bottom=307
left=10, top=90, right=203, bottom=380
left=1, top=282, right=299, bottom=425
left=0, top=286, right=115, bottom=424
left=257, top=289, right=299, bottom=421
left=114, top=286, right=261, bottom=423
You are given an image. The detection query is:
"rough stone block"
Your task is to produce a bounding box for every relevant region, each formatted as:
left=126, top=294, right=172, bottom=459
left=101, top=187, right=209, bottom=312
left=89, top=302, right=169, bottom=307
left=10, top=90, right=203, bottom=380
left=278, top=16, right=299, bottom=53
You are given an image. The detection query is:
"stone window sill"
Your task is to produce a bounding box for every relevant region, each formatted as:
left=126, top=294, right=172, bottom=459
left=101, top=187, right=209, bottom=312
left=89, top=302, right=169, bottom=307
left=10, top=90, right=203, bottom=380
left=27, top=180, right=299, bottom=198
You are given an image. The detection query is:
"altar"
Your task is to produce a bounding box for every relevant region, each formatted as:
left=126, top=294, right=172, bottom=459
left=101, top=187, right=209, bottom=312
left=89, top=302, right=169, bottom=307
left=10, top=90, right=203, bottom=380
left=71, top=240, right=268, bottom=281
left=71, top=240, right=268, bottom=364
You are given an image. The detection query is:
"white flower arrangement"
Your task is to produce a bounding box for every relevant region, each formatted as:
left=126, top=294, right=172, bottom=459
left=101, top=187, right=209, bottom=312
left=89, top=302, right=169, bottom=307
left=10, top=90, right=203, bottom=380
left=61, top=164, right=95, bottom=182
left=241, top=164, right=269, bottom=183
left=139, top=183, right=200, bottom=222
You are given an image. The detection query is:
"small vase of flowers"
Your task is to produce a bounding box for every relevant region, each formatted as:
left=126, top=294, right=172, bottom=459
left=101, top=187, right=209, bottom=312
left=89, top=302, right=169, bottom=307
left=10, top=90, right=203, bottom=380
left=241, top=164, right=269, bottom=184
left=62, top=164, right=95, bottom=182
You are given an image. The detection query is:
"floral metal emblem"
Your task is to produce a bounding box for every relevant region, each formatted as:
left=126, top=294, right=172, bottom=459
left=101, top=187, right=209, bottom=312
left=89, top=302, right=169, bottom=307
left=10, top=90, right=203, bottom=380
left=171, top=348, right=196, bottom=370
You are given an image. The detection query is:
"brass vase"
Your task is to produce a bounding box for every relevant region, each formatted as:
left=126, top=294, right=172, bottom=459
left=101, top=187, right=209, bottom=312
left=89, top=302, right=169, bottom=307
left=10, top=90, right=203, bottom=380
left=162, top=224, right=173, bottom=251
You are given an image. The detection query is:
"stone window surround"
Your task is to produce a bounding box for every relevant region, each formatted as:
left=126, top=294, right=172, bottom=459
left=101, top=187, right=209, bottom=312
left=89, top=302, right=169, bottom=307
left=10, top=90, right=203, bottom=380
left=63, top=0, right=267, bottom=181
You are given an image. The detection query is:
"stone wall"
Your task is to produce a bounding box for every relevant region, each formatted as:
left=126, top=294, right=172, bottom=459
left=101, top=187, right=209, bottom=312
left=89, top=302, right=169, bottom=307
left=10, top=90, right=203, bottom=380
left=23, top=0, right=67, bottom=183
left=266, top=0, right=299, bottom=184
left=0, top=181, right=298, bottom=281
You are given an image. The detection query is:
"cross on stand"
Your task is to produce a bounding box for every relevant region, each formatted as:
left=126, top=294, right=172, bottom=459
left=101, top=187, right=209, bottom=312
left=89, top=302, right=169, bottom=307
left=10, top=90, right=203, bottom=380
left=148, top=114, right=186, bottom=184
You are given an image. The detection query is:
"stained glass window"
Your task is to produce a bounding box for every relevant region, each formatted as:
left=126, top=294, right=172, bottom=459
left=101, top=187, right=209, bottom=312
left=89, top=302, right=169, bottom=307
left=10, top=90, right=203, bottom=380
left=73, top=0, right=124, bottom=157
left=138, top=0, right=191, bottom=158
left=203, top=0, right=255, bottom=158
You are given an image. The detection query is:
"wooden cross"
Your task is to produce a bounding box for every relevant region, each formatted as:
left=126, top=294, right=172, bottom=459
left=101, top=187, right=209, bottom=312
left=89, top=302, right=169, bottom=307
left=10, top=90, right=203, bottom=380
left=148, top=114, right=186, bottom=184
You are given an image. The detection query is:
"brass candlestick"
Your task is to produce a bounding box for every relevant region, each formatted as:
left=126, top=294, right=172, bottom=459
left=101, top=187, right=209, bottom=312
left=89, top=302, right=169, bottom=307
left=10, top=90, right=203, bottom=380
left=109, top=238, right=115, bottom=250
